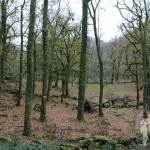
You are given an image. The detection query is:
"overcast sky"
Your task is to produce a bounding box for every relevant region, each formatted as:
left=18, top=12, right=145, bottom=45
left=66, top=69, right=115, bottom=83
left=68, top=0, right=124, bottom=42
left=15, top=0, right=127, bottom=42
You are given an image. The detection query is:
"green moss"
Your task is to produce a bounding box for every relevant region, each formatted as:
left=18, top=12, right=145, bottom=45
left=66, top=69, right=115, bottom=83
left=12, top=114, right=18, bottom=121
left=62, top=102, right=70, bottom=106
left=0, top=135, right=11, bottom=142
left=33, top=134, right=54, bottom=140
left=118, top=137, right=137, bottom=145
left=92, top=135, right=117, bottom=145
left=60, top=144, right=83, bottom=150
left=101, top=117, right=110, bottom=125
left=114, top=112, right=133, bottom=123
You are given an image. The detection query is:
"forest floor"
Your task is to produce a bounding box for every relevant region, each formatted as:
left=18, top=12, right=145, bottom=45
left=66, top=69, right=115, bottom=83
left=0, top=79, right=149, bottom=147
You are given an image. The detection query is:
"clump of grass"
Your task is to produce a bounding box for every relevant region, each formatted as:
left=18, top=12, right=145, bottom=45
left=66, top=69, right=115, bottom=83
left=101, top=117, right=110, bottom=125
left=12, top=115, right=18, bottom=121
left=114, top=112, right=133, bottom=123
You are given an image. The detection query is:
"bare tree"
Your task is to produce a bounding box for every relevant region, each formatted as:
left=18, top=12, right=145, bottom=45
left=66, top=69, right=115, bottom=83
left=116, top=0, right=150, bottom=118
left=17, top=0, right=25, bottom=106
left=88, top=0, right=104, bottom=117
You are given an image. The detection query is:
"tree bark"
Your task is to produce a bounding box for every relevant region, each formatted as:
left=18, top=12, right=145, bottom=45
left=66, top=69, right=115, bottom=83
left=0, top=0, right=7, bottom=84
left=77, top=0, right=88, bottom=122
left=47, top=43, right=54, bottom=101
left=61, top=75, right=65, bottom=103
left=23, top=0, right=36, bottom=136
left=32, top=34, right=38, bottom=97
left=88, top=0, right=104, bottom=117
left=40, top=0, right=48, bottom=122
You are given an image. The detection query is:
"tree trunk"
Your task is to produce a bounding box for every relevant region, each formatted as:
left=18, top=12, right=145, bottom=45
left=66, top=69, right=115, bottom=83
left=32, top=34, right=37, bottom=97
left=40, top=0, right=48, bottom=122
left=0, top=0, right=7, bottom=84
left=77, top=0, right=88, bottom=122
left=111, top=64, right=115, bottom=84
left=61, top=75, right=65, bottom=103
left=47, top=44, right=54, bottom=101
left=135, top=58, right=140, bottom=109
left=17, top=1, right=25, bottom=106
left=65, top=63, right=70, bottom=97
left=143, top=44, right=148, bottom=118
left=23, top=0, right=36, bottom=136
left=89, top=0, right=104, bottom=117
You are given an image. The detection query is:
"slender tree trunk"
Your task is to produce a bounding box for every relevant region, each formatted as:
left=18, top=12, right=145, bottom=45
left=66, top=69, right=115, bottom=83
left=77, top=0, right=88, bottom=122
left=55, top=76, right=58, bottom=87
left=23, top=0, right=36, bottom=136
left=0, top=13, right=2, bottom=90
left=17, top=1, right=25, bottom=106
left=143, top=44, right=148, bottom=118
left=135, top=76, right=140, bottom=109
left=47, top=43, right=54, bottom=101
left=147, top=48, right=150, bottom=110
left=40, top=0, right=48, bottom=122
left=135, top=58, right=140, bottom=109
left=61, top=75, right=65, bottom=103
left=93, top=21, right=104, bottom=117
left=54, top=66, right=59, bottom=87
left=111, top=64, right=115, bottom=84
left=33, top=35, right=37, bottom=97
left=0, top=0, right=7, bottom=84
left=65, top=63, right=70, bottom=97
left=88, top=0, right=104, bottom=117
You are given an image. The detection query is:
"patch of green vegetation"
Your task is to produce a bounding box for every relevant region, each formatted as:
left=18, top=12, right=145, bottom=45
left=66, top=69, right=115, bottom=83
left=68, top=95, right=78, bottom=100
left=86, top=84, right=100, bottom=92
left=33, top=134, right=44, bottom=140
left=114, top=112, right=133, bottom=123
left=33, top=104, right=41, bottom=111
left=33, top=134, right=54, bottom=140
left=60, top=144, right=82, bottom=150
left=62, top=102, right=71, bottom=107
left=49, top=99, right=59, bottom=104
left=118, top=137, right=138, bottom=145
left=101, top=117, right=110, bottom=125
left=0, top=135, right=11, bottom=142
left=92, top=135, right=117, bottom=145
left=12, top=114, right=18, bottom=121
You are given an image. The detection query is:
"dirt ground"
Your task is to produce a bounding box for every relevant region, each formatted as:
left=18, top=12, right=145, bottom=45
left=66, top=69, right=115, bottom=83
left=0, top=80, right=148, bottom=146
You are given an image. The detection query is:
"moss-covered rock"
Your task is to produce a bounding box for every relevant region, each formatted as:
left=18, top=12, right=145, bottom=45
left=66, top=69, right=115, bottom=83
left=60, top=144, right=83, bottom=150
left=118, top=137, right=138, bottom=145
left=92, top=135, right=117, bottom=145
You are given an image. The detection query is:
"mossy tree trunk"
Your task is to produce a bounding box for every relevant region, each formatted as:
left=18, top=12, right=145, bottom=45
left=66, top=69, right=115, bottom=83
left=0, top=0, right=7, bottom=84
left=77, top=0, right=89, bottom=122
left=23, top=0, right=37, bottom=136
left=47, top=43, right=55, bottom=101
left=0, top=8, right=2, bottom=90
left=17, top=0, right=25, bottom=106
left=33, top=33, right=38, bottom=97
left=40, top=0, right=48, bottom=122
